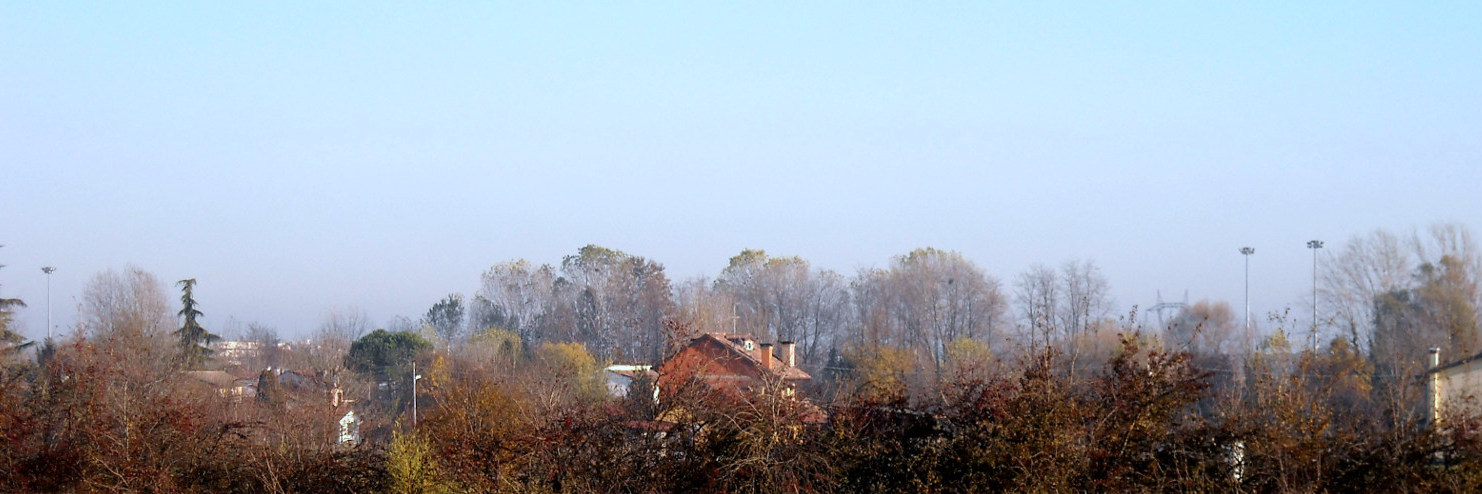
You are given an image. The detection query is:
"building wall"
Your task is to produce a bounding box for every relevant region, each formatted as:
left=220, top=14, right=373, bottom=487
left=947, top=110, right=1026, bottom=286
left=1437, top=360, right=1482, bottom=419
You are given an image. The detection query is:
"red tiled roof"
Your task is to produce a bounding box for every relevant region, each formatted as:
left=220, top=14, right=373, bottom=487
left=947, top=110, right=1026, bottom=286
left=687, top=333, right=812, bottom=381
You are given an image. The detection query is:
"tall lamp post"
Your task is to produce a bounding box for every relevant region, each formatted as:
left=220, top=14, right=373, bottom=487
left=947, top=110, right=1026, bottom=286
left=1240, top=248, right=1254, bottom=355
left=411, top=361, right=422, bottom=427
left=41, top=267, right=56, bottom=340
left=1307, top=240, right=1323, bottom=352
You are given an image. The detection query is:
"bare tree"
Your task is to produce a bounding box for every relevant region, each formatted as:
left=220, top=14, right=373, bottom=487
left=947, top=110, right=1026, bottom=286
left=319, top=306, right=372, bottom=342
left=801, top=269, right=851, bottom=367
left=475, top=259, right=556, bottom=344
left=1322, top=224, right=1482, bottom=379
left=1011, top=260, right=1113, bottom=357
left=386, top=314, right=420, bottom=333
left=849, top=248, right=1008, bottom=376
left=244, top=322, right=284, bottom=369
left=714, top=249, right=774, bottom=339
left=673, top=276, right=735, bottom=335
left=1058, top=259, right=1112, bottom=343
left=612, top=254, right=677, bottom=364
left=849, top=267, right=895, bottom=352
left=81, top=266, right=173, bottom=341
left=1319, top=229, right=1411, bottom=350
left=300, top=307, right=372, bottom=373
left=1413, top=223, right=1482, bottom=348
left=713, top=250, right=850, bottom=366
left=1015, top=264, right=1060, bottom=350
left=477, top=246, right=675, bottom=363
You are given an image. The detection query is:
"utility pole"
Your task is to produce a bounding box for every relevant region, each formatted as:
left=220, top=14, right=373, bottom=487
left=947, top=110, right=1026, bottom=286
left=1307, top=240, right=1323, bottom=352
left=41, top=267, right=56, bottom=340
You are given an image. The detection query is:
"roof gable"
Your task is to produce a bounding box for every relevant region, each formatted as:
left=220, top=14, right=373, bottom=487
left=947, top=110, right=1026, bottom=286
left=656, top=333, right=812, bottom=383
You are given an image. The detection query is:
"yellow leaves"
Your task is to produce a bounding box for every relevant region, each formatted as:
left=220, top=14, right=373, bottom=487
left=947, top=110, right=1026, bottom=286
left=536, top=342, right=599, bottom=379
left=421, top=355, right=451, bottom=394
left=469, top=327, right=521, bottom=353
left=845, top=345, right=915, bottom=402
left=386, top=430, right=456, bottom=494
left=1318, top=336, right=1374, bottom=399
left=946, top=337, right=992, bottom=363
left=1262, top=329, right=1292, bottom=354
left=945, top=337, right=998, bottom=381
left=534, top=342, right=606, bottom=403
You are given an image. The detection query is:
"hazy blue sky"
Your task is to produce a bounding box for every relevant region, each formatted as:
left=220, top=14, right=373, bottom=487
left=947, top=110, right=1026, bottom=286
left=3, top=2, right=1479, bottom=340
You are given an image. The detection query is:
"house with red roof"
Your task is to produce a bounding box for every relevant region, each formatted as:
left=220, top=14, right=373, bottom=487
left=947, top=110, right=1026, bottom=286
left=655, top=333, right=813, bottom=403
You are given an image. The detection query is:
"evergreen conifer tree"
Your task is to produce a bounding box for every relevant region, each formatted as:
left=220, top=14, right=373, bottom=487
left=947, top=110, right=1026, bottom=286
left=174, top=278, right=220, bottom=369
left=0, top=249, right=32, bottom=356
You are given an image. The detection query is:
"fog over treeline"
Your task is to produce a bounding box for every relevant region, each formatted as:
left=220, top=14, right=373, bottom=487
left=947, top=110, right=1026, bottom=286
left=191, top=222, right=1478, bottom=380
left=4, top=222, right=1482, bottom=492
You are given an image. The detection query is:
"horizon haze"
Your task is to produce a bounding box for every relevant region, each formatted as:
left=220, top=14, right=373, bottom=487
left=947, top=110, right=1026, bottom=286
left=3, top=2, right=1479, bottom=340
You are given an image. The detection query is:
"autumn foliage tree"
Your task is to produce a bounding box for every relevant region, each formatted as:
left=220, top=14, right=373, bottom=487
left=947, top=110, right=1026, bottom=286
left=8, top=234, right=1482, bottom=492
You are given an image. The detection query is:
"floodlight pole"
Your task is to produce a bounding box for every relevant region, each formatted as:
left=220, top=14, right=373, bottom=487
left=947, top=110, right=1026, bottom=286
left=1239, top=248, right=1254, bottom=355
left=41, top=267, right=56, bottom=340
left=1307, top=240, right=1323, bottom=352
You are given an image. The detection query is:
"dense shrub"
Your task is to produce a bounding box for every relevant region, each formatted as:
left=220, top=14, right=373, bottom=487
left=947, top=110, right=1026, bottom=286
left=9, top=330, right=1482, bottom=493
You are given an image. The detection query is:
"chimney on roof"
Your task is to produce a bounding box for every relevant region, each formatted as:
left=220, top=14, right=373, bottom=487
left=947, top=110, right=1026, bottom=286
left=759, top=343, right=774, bottom=370
left=780, top=341, right=796, bottom=368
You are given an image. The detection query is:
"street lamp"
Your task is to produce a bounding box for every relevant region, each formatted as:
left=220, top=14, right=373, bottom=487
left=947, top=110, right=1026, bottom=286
left=1307, top=240, right=1323, bottom=351
left=41, top=267, right=56, bottom=340
left=1239, top=248, right=1254, bottom=355
left=411, top=361, right=423, bottom=427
